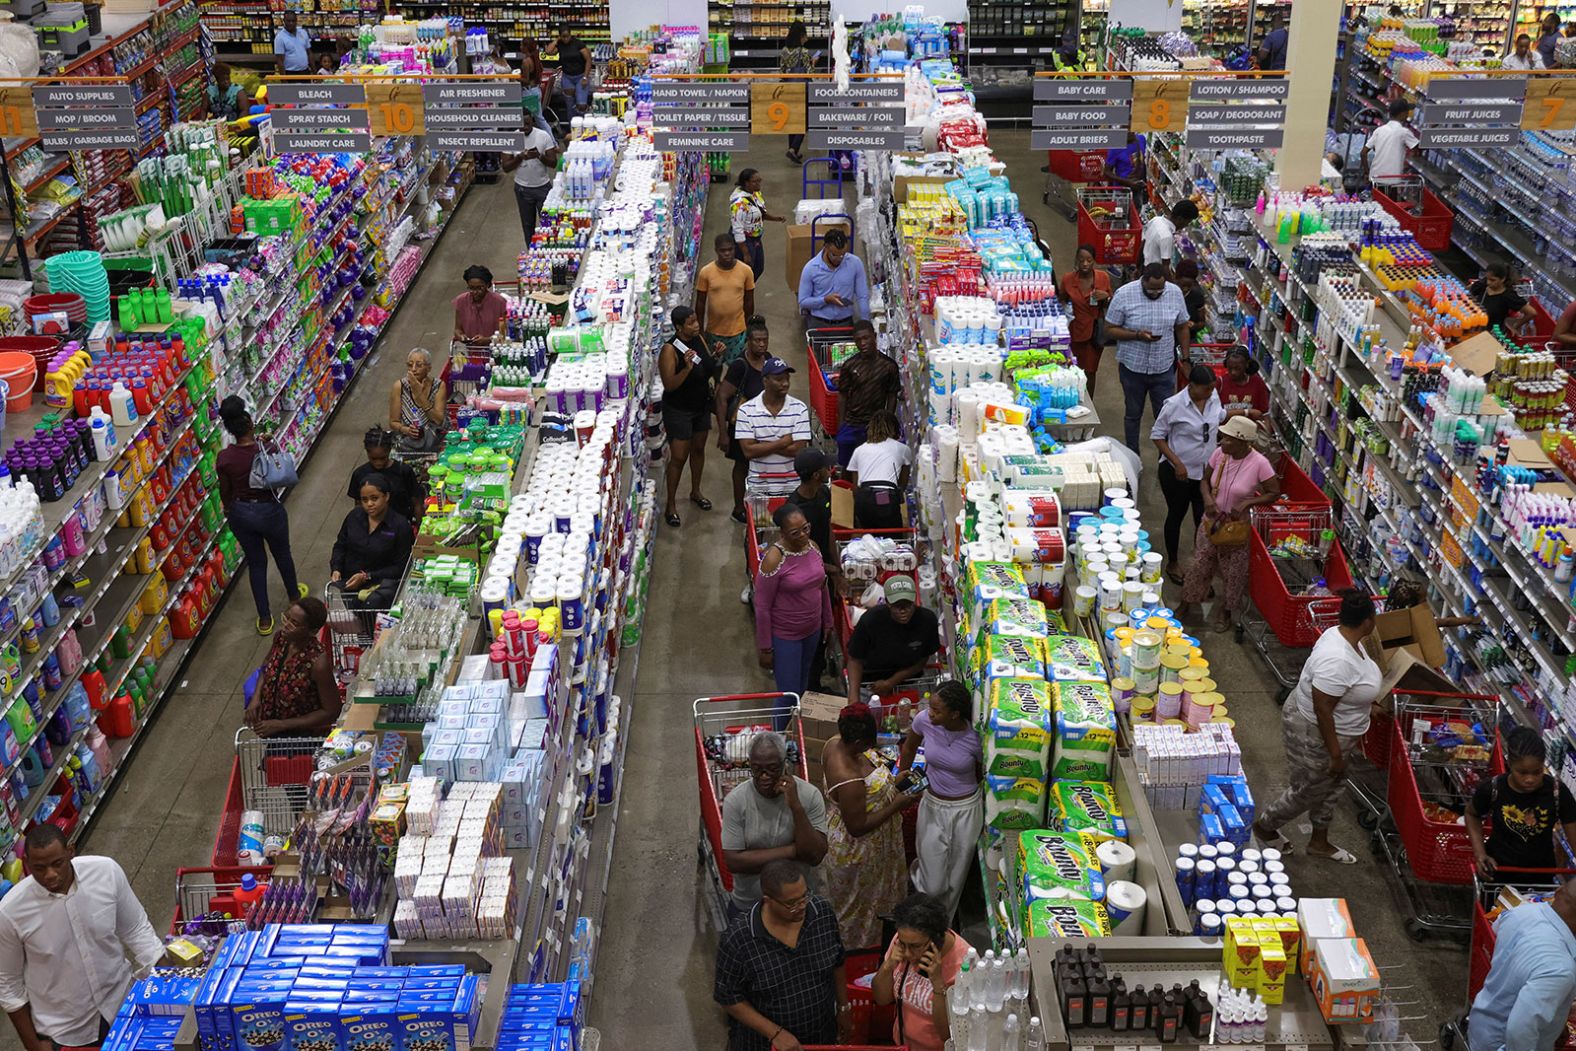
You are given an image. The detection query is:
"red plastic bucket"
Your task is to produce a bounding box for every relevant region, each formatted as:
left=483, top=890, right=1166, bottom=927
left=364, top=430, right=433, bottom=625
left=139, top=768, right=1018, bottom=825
left=23, top=292, right=85, bottom=331
left=0, top=336, right=60, bottom=389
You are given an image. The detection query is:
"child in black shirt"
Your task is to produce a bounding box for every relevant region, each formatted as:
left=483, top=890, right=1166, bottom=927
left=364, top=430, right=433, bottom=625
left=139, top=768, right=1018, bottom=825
left=1467, top=726, right=1576, bottom=873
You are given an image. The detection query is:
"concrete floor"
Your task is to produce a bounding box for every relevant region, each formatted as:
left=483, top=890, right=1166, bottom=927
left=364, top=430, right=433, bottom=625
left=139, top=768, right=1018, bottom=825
left=43, top=130, right=1465, bottom=1051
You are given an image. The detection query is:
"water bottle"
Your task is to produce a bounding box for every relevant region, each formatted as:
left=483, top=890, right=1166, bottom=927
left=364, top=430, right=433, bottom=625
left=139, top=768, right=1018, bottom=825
left=1003, top=1013, right=1020, bottom=1051
left=1026, top=1016, right=1044, bottom=1051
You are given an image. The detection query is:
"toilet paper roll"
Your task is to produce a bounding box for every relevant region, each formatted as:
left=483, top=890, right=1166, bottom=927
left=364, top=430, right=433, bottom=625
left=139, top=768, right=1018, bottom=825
left=1096, top=838, right=1137, bottom=884
left=1105, top=880, right=1147, bottom=936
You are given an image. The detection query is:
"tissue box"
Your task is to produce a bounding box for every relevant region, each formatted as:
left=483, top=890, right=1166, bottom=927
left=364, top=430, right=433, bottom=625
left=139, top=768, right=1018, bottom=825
left=1309, top=937, right=1379, bottom=1024
left=1296, top=898, right=1355, bottom=972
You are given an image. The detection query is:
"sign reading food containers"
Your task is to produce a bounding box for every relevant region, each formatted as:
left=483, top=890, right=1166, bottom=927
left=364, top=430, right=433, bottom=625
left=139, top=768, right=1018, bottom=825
left=1030, top=78, right=1132, bottom=151
left=32, top=84, right=138, bottom=151
left=806, top=82, right=906, bottom=151
left=652, top=80, right=751, bottom=152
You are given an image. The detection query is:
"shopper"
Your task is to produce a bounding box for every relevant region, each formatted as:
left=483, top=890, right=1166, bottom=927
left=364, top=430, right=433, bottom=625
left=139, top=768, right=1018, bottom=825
left=1557, top=299, right=1576, bottom=347
left=1177, top=415, right=1279, bottom=632
left=315, top=51, right=338, bottom=74
left=754, top=504, right=834, bottom=697
left=844, top=576, right=941, bottom=704
left=1175, top=258, right=1207, bottom=339
left=452, top=264, right=508, bottom=346
left=1466, top=726, right=1576, bottom=874
left=871, top=892, right=971, bottom=1051
left=781, top=447, right=840, bottom=693
left=697, top=234, right=757, bottom=365
left=1503, top=32, right=1546, bottom=69
left=822, top=702, right=920, bottom=949
left=720, top=733, right=830, bottom=913
left=1217, top=346, right=1270, bottom=422
left=518, top=37, right=545, bottom=117
left=1469, top=261, right=1536, bottom=334
left=659, top=305, right=718, bottom=528
left=1361, top=99, right=1418, bottom=185
left=1060, top=244, right=1113, bottom=389
left=714, top=859, right=849, bottom=1051
left=244, top=596, right=339, bottom=738
left=348, top=427, right=420, bottom=521
left=330, top=473, right=414, bottom=615
left=730, top=169, right=784, bottom=282
left=546, top=26, right=592, bottom=113
left=208, top=63, right=243, bottom=121
left=735, top=357, right=812, bottom=498
left=1151, top=365, right=1224, bottom=586
left=1539, top=12, right=1564, bottom=67
left=780, top=23, right=815, bottom=164
left=0, top=825, right=167, bottom=1051
left=1256, top=16, right=1289, bottom=70
left=1102, top=132, right=1146, bottom=205
left=833, top=321, right=901, bottom=467
left=845, top=411, right=911, bottom=529
left=1252, top=590, right=1382, bottom=864
left=1142, top=199, right=1198, bottom=275
left=501, top=120, right=559, bottom=244
left=388, top=348, right=446, bottom=452
left=899, top=681, right=984, bottom=923
left=272, top=10, right=312, bottom=73
left=217, top=396, right=304, bottom=636
left=1467, top=876, right=1576, bottom=1051
left=717, top=317, right=771, bottom=522
left=798, top=230, right=869, bottom=328
left=1104, top=263, right=1193, bottom=452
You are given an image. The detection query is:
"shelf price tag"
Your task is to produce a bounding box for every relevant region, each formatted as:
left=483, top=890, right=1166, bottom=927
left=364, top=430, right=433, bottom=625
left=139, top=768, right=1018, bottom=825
left=32, top=84, right=137, bottom=151
left=1030, top=76, right=1132, bottom=151
left=1523, top=78, right=1576, bottom=131
left=366, top=83, right=424, bottom=137
left=1131, top=77, right=1189, bottom=133
left=751, top=81, right=806, bottom=136
left=0, top=87, right=38, bottom=138
left=653, top=79, right=752, bottom=152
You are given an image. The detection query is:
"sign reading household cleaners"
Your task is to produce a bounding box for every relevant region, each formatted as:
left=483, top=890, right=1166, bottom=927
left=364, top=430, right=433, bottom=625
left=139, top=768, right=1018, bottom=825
left=652, top=80, right=750, bottom=152
left=807, top=82, right=907, bottom=151
left=31, top=84, right=138, bottom=151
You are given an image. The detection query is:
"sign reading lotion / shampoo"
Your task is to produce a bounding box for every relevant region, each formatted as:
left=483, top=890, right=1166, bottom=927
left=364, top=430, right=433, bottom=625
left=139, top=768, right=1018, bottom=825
left=1183, top=77, right=1287, bottom=150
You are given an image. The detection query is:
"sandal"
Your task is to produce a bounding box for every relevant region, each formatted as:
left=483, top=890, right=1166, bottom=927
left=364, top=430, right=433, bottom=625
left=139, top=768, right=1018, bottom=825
left=665, top=511, right=681, bottom=527
left=1306, top=845, right=1358, bottom=865
left=731, top=508, right=747, bottom=524
left=690, top=495, right=713, bottom=511
left=1254, top=826, right=1293, bottom=854
left=1166, top=568, right=1186, bottom=586
left=256, top=615, right=275, bottom=637
left=1211, top=617, right=1233, bottom=634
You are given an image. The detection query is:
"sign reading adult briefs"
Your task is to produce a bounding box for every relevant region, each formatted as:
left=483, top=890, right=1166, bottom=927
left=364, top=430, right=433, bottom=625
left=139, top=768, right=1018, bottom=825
left=1029, top=128, right=1127, bottom=151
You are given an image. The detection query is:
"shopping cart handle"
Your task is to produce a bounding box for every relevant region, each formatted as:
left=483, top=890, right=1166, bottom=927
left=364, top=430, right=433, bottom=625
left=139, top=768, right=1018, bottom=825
left=695, top=692, right=802, bottom=704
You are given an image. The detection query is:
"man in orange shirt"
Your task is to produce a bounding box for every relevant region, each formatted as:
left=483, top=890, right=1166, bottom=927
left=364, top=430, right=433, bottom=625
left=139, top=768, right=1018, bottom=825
left=697, top=233, right=757, bottom=365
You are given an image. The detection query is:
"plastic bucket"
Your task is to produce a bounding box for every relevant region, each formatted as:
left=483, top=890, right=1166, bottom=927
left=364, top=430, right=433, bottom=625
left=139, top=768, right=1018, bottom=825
left=23, top=293, right=85, bottom=328
left=0, top=352, right=37, bottom=411
left=0, top=336, right=60, bottom=387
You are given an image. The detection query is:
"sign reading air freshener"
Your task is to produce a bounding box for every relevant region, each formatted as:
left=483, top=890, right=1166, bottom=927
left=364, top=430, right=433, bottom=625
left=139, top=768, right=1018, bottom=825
left=421, top=82, right=525, bottom=152
left=807, top=80, right=906, bottom=152
left=652, top=80, right=751, bottom=151
left=32, top=84, right=138, bottom=151
left=1029, top=77, right=1132, bottom=151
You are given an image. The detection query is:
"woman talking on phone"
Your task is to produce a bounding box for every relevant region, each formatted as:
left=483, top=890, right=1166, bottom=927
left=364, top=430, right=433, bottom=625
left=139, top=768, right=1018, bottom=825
left=872, top=892, right=971, bottom=1051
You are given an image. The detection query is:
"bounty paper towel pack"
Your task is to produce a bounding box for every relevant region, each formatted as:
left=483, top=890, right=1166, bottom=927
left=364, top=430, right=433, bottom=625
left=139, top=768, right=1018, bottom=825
left=964, top=560, right=1031, bottom=623
left=1045, top=634, right=1106, bottom=683
left=1018, top=828, right=1105, bottom=902
left=1052, top=681, right=1117, bottom=780
left=980, top=634, right=1047, bottom=685
left=1049, top=780, right=1128, bottom=843
left=986, top=678, right=1052, bottom=779
left=1025, top=898, right=1112, bottom=938
left=985, top=773, right=1046, bottom=831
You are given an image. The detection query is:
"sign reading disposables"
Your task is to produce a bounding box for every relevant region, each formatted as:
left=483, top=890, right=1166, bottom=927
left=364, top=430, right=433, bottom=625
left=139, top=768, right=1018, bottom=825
left=31, top=84, right=138, bottom=151
left=806, top=81, right=907, bottom=151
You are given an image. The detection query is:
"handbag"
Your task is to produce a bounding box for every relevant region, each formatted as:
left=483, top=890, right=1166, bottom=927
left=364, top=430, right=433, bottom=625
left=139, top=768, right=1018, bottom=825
left=248, top=441, right=299, bottom=490
left=1206, top=456, right=1251, bottom=547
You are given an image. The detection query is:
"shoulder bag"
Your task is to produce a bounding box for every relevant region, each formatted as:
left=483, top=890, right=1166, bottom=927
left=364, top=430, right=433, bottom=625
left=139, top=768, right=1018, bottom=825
left=1206, top=455, right=1251, bottom=548
left=249, top=440, right=299, bottom=490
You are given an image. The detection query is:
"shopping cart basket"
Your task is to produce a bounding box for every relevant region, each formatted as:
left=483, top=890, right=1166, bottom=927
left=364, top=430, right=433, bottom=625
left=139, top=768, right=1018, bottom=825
left=233, top=727, right=322, bottom=840
left=1373, top=176, right=1454, bottom=253
left=1077, top=188, right=1141, bottom=266
left=1042, top=149, right=1110, bottom=221
left=323, top=583, right=393, bottom=685
left=694, top=693, right=808, bottom=930
left=807, top=325, right=856, bottom=438
left=1247, top=506, right=1354, bottom=647
left=1176, top=343, right=1235, bottom=390
left=169, top=865, right=270, bottom=936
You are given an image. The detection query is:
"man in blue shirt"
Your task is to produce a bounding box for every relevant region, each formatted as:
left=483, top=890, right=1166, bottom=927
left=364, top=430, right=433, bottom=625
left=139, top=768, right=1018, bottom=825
left=1104, top=263, right=1192, bottom=452
left=1103, top=132, right=1146, bottom=205
left=1470, top=876, right=1576, bottom=1051
left=1256, top=20, right=1289, bottom=71
left=273, top=11, right=313, bottom=73
left=797, top=230, right=869, bottom=328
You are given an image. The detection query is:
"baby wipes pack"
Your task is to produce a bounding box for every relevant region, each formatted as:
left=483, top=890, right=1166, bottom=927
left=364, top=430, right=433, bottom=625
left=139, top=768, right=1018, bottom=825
left=1045, top=634, right=1106, bottom=683
left=985, top=774, right=1046, bottom=831
left=981, top=634, right=1047, bottom=684
left=1049, top=780, right=1127, bottom=843
left=986, top=678, right=1052, bottom=779
left=1018, top=828, right=1105, bottom=902
left=1051, top=680, right=1117, bottom=780
left=1025, top=898, right=1112, bottom=939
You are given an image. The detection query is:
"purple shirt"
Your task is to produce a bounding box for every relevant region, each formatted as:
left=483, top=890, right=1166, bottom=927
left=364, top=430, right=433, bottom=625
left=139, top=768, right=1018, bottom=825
left=753, top=544, right=832, bottom=649
left=912, top=708, right=982, bottom=797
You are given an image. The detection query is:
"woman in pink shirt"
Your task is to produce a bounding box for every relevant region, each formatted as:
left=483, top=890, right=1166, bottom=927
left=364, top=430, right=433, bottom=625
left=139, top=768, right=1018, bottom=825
left=1178, top=415, right=1281, bottom=633
left=754, top=504, right=833, bottom=698
left=452, top=264, right=508, bottom=347
left=872, top=892, right=971, bottom=1051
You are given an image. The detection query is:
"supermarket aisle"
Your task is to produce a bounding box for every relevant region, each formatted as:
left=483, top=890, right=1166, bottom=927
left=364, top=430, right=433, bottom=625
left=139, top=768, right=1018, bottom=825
left=74, top=178, right=526, bottom=929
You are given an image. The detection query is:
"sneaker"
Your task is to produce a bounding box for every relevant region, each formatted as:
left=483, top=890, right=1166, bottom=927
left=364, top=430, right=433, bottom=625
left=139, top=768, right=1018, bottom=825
left=740, top=585, right=752, bottom=605
left=297, top=583, right=310, bottom=599
left=256, top=615, right=274, bottom=636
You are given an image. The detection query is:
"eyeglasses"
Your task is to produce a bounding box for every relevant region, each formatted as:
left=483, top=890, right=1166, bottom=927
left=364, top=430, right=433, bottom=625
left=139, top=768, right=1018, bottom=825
left=767, top=892, right=810, bottom=911
left=750, top=762, right=785, bottom=778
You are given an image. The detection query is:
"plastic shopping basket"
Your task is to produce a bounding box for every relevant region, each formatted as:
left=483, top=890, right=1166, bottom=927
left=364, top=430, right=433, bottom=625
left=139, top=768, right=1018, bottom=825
left=1386, top=693, right=1499, bottom=885
left=1373, top=176, right=1454, bottom=253
left=843, top=951, right=899, bottom=1044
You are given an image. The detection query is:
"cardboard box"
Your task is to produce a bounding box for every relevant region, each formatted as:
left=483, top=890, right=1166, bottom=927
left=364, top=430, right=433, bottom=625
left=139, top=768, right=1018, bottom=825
left=786, top=220, right=851, bottom=295
left=1369, top=605, right=1447, bottom=668
left=1296, top=898, right=1355, bottom=972
left=1309, top=937, right=1380, bottom=1024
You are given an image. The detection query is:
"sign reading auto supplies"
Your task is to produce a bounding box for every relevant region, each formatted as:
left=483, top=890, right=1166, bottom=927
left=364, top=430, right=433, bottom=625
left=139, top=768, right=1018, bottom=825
left=32, top=84, right=138, bottom=151
left=652, top=80, right=750, bottom=151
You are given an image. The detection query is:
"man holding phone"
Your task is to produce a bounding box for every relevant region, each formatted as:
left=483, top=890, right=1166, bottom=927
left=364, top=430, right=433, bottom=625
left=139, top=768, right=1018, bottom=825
left=501, top=120, right=559, bottom=244
left=720, top=732, right=829, bottom=917
left=1104, top=262, right=1193, bottom=452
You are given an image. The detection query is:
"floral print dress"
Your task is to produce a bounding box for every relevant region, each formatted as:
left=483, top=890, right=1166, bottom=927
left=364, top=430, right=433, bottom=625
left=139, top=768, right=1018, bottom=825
left=824, top=747, right=907, bottom=949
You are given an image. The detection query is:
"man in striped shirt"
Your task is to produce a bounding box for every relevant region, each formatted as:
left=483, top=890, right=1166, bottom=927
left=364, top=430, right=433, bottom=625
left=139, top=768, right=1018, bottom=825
left=736, top=358, right=812, bottom=498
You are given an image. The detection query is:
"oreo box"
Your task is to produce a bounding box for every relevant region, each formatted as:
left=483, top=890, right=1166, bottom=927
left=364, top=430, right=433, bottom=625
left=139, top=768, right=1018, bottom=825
left=398, top=1003, right=458, bottom=1051
left=231, top=984, right=292, bottom=1051
left=340, top=996, right=399, bottom=1051
left=284, top=1000, right=341, bottom=1051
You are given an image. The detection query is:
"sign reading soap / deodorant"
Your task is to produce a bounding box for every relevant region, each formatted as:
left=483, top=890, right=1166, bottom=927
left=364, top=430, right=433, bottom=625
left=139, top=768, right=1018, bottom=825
left=1182, top=77, right=1287, bottom=150
left=652, top=80, right=751, bottom=153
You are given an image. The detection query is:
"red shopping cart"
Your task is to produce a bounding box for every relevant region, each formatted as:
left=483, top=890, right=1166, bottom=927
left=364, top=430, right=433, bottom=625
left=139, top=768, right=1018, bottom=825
left=807, top=325, right=855, bottom=438
left=1175, top=343, right=1235, bottom=390
left=1077, top=188, right=1141, bottom=266
left=1247, top=506, right=1356, bottom=647
left=1373, top=176, right=1454, bottom=253
left=1042, top=149, right=1109, bottom=221
left=168, top=865, right=271, bottom=936
left=694, top=693, right=809, bottom=930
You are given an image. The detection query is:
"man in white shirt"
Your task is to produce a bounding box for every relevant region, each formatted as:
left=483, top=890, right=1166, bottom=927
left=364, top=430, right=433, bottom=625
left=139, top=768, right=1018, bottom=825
left=0, top=825, right=166, bottom=1051
left=736, top=358, right=811, bottom=497
left=1361, top=99, right=1420, bottom=185
left=1503, top=32, right=1546, bottom=69
left=1142, top=199, right=1198, bottom=277
left=501, top=121, right=560, bottom=244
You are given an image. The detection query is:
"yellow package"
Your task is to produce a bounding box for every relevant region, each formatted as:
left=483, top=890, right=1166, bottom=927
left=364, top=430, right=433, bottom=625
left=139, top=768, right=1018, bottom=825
left=139, top=575, right=167, bottom=615
left=1223, top=919, right=1260, bottom=991
left=123, top=603, right=144, bottom=637
left=148, top=616, right=172, bottom=658
left=1257, top=942, right=1287, bottom=1005
left=1274, top=916, right=1301, bottom=975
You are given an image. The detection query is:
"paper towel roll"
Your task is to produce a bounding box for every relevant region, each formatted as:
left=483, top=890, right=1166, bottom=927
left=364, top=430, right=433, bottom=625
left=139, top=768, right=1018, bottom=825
left=1096, top=839, right=1137, bottom=884
left=1105, top=879, right=1147, bottom=935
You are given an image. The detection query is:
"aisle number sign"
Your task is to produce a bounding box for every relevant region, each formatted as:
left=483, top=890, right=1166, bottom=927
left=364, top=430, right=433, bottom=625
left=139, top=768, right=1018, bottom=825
left=653, top=80, right=750, bottom=152
left=1131, top=78, right=1189, bottom=134
left=750, top=81, right=806, bottom=136
left=1523, top=78, right=1576, bottom=130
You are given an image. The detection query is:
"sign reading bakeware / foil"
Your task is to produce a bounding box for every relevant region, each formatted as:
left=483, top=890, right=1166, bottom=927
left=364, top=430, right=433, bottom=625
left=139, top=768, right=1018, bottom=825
left=652, top=80, right=750, bottom=152
left=422, top=82, right=525, bottom=152
left=1414, top=76, right=1527, bottom=149
left=31, top=84, right=138, bottom=151
left=1029, top=78, right=1132, bottom=151
left=807, top=82, right=906, bottom=151
left=1182, top=77, right=1286, bottom=150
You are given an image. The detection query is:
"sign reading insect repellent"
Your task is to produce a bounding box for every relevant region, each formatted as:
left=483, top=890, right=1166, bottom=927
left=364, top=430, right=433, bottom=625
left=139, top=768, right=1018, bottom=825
left=1029, top=77, right=1132, bottom=151
left=652, top=80, right=751, bottom=151
left=807, top=79, right=907, bottom=151
left=32, top=84, right=138, bottom=150
left=422, top=82, right=525, bottom=152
